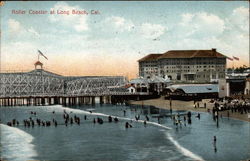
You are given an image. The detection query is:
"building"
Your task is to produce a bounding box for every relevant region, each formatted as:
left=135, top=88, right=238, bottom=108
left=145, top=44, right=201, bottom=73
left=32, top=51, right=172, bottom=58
left=138, top=48, right=227, bottom=83
left=125, top=85, right=136, bottom=94
left=245, top=76, right=250, bottom=95
left=129, top=75, right=170, bottom=95
left=218, top=76, right=247, bottom=98
left=165, top=84, right=219, bottom=100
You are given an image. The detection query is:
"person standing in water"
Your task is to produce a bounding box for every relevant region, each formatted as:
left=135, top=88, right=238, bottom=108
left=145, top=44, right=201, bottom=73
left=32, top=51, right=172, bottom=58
left=213, top=136, right=217, bottom=153
left=170, top=98, right=172, bottom=108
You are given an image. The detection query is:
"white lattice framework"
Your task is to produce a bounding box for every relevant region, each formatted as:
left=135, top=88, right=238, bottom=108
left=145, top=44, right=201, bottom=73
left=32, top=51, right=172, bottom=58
left=0, top=69, right=129, bottom=97
left=0, top=69, right=64, bottom=97
left=66, top=76, right=127, bottom=96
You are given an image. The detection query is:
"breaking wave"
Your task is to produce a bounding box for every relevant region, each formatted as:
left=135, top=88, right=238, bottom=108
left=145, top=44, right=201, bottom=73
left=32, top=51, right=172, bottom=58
left=166, top=133, right=204, bottom=161
left=0, top=124, right=37, bottom=161
left=61, top=106, right=172, bottom=130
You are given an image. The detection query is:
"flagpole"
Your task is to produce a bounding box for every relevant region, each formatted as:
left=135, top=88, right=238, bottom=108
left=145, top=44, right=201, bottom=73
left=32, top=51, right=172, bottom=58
left=232, top=56, right=234, bottom=75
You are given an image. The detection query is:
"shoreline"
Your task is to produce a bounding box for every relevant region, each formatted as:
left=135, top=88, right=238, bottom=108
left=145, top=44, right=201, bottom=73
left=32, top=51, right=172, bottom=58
left=130, top=97, right=250, bottom=122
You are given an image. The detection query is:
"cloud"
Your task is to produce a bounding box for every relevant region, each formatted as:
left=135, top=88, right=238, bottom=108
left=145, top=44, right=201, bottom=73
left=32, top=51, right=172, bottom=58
left=104, top=16, right=166, bottom=39
left=226, top=6, right=249, bottom=33
left=7, top=18, right=40, bottom=38
left=49, top=2, right=88, bottom=32
left=27, top=27, right=40, bottom=37
left=179, top=12, right=225, bottom=38
left=167, top=7, right=248, bottom=67
left=139, top=23, right=166, bottom=39
left=8, top=19, right=21, bottom=33
left=104, top=16, right=134, bottom=32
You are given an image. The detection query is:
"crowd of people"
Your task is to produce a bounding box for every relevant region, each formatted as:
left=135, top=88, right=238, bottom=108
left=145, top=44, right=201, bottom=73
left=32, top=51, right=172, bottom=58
left=212, top=98, right=250, bottom=114
left=4, top=109, right=146, bottom=129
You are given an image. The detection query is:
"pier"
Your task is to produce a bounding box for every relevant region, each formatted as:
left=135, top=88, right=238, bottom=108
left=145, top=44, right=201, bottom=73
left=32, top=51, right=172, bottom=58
left=0, top=66, right=147, bottom=106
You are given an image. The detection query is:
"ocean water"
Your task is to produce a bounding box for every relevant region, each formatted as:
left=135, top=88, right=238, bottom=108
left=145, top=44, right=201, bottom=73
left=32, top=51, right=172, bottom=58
left=0, top=104, right=249, bottom=161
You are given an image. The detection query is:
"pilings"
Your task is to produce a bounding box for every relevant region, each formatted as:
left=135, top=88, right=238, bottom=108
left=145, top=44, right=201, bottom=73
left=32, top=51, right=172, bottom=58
left=0, top=95, right=151, bottom=107
left=0, top=95, right=114, bottom=107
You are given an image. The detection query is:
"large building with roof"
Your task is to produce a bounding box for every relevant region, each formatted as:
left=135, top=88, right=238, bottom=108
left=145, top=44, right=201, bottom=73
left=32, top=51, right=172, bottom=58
left=138, top=48, right=227, bottom=83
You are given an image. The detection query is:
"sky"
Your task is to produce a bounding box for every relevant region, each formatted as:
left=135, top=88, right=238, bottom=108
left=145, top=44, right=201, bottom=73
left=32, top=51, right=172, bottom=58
left=0, top=1, right=249, bottom=79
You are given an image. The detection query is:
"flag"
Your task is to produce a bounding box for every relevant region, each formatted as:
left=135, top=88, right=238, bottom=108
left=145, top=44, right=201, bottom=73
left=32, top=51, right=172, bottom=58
left=38, top=50, right=48, bottom=60
left=233, top=56, right=239, bottom=61
left=227, top=57, right=233, bottom=61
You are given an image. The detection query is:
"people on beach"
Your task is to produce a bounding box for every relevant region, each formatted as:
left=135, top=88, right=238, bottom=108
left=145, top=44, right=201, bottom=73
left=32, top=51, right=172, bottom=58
left=213, top=136, right=217, bottom=153
left=135, top=114, right=140, bottom=121
left=125, top=122, right=132, bottom=128
left=213, top=136, right=217, bottom=143
left=108, top=116, right=112, bottom=122
left=7, top=122, right=12, bottom=126
left=114, top=117, right=119, bottom=122
left=187, top=111, right=192, bottom=124
left=65, top=120, right=68, bottom=126
left=97, top=117, right=103, bottom=124
left=196, top=113, right=200, bottom=120
left=31, top=120, right=35, bottom=127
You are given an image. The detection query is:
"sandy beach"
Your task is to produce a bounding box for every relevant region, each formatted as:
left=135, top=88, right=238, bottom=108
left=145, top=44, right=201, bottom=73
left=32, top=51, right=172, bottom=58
left=130, top=97, right=250, bottom=122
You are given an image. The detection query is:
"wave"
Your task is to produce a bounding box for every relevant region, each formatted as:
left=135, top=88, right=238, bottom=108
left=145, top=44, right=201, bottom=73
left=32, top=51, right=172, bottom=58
left=166, top=133, right=204, bottom=161
left=61, top=106, right=172, bottom=130
left=55, top=106, right=205, bottom=161
left=0, top=124, right=37, bottom=161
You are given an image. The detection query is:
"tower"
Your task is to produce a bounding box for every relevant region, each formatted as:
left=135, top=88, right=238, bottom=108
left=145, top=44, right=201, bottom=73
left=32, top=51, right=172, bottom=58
left=34, top=61, right=43, bottom=69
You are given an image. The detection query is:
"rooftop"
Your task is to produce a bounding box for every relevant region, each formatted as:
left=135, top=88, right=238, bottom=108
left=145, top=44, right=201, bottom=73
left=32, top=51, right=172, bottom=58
left=166, top=84, right=218, bottom=94
left=34, top=61, right=43, bottom=65
left=159, top=49, right=226, bottom=59
left=138, top=49, right=227, bottom=62
left=138, top=54, right=162, bottom=62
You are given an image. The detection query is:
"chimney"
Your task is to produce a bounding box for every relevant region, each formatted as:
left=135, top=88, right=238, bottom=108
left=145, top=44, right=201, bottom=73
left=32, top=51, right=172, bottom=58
left=212, top=48, right=216, bottom=56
